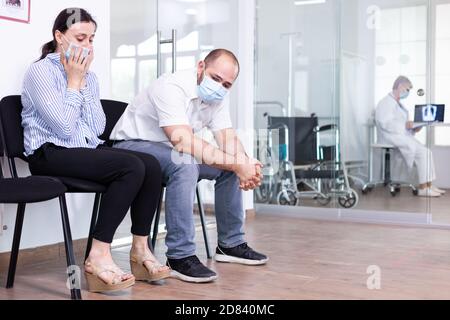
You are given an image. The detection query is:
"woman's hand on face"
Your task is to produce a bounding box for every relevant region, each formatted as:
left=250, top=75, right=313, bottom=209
left=85, top=46, right=94, bottom=72
left=60, top=44, right=89, bottom=91
left=80, top=46, right=94, bottom=89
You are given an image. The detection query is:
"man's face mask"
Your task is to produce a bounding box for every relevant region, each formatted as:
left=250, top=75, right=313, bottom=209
left=197, top=70, right=229, bottom=103
left=60, top=34, right=90, bottom=62
left=400, top=89, right=410, bottom=100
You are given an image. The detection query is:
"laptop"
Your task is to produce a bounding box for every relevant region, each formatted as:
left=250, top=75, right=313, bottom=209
left=413, top=104, right=445, bottom=128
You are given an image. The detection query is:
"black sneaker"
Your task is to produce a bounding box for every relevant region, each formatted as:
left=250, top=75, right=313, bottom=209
left=215, top=243, right=269, bottom=265
left=167, top=255, right=218, bottom=283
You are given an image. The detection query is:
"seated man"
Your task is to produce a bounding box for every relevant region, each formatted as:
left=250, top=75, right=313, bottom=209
left=110, top=49, right=268, bottom=283
left=375, top=76, right=445, bottom=197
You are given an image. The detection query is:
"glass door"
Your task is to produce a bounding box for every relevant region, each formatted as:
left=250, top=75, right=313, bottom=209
left=255, top=0, right=343, bottom=209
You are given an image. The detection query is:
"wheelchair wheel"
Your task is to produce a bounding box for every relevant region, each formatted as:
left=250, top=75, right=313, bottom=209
left=338, top=188, right=359, bottom=209
left=277, top=189, right=298, bottom=206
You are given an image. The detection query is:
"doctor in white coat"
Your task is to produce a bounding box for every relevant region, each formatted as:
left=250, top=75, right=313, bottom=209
left=375, top=76, right=445, bottom=197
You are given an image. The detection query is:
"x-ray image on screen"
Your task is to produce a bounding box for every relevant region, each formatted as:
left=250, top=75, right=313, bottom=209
left=414, top=104, right=445, bottom=123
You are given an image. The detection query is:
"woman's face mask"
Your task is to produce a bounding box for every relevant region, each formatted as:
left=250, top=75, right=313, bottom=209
left=60, top=34, right=91, bottom=61
left=197, top=70, right=229, bottom=103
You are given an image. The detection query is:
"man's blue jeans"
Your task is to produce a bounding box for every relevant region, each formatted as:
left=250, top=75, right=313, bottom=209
left=115, top=140, right=246, bottom=259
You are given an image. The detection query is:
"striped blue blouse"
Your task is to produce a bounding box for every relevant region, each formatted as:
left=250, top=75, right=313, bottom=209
left=21, top=52, right=106, bottom=156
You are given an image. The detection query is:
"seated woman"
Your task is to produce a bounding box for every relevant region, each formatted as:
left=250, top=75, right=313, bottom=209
left=21, top=8, right=170, bottom=292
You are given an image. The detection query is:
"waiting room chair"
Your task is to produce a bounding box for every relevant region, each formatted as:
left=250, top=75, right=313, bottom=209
left=0, top=106, right=82, bottom=300
left=0, top=96, right=109, bottom=300
left=99, top=100, right=211, bottom=259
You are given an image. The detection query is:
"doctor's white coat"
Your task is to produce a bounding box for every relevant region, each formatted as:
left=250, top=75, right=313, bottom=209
left=375, top=94, right=423, bottom=169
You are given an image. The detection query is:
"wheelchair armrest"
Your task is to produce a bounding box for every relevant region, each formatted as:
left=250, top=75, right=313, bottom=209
left=314, top=124, right=338, bottom=133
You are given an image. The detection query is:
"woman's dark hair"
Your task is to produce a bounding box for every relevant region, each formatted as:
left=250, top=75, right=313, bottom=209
left=39, top=8, right=97, bottom=61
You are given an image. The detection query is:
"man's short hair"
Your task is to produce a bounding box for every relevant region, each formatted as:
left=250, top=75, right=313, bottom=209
left=393, top=76, right=412, bottom=90
left=204, top=49, right=240, bottom=76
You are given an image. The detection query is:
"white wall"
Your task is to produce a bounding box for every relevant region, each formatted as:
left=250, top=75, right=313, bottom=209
left=0, top=0, right=110, bottom=253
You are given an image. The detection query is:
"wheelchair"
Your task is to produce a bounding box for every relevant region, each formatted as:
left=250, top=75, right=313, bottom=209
left=255, top=114, right=359, bottom=209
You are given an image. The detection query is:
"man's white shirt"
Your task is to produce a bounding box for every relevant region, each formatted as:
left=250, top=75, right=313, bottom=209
left=110, top=68, right=233, bottom=145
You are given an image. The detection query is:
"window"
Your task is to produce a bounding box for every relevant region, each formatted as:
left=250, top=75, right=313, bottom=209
left=374, top=5, right=428, bottom=144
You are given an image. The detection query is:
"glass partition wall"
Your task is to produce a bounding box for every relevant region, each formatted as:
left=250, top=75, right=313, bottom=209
left=255, top=0, right=350, bottom=212
left=255, top=0, right=450, bottom=226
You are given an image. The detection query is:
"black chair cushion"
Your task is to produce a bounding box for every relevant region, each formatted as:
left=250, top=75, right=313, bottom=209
left=0, top=176, right=67, bottom=203
left=55, top=177, right=107, bottom=193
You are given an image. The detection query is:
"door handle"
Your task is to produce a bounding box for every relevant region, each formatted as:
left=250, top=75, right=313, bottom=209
left=157, top=29, right=177, bottom=77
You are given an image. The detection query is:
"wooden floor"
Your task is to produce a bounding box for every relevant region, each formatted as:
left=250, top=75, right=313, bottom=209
left=1, top=214, right=450, bottom=300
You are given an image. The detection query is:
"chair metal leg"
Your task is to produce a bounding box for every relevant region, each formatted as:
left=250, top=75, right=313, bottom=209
left=196, top=186, right=212, bottom=259
left=363, top=148, right=396, bottom=193
left=6, top=203, right=26, bottom=289
left=85, top=193, right=101, bottom=261
left=150, top=187, right=165, bottom=252
left=59, top=195, right=82, bottom=300
left=385, top=149, right=392, bottom=184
